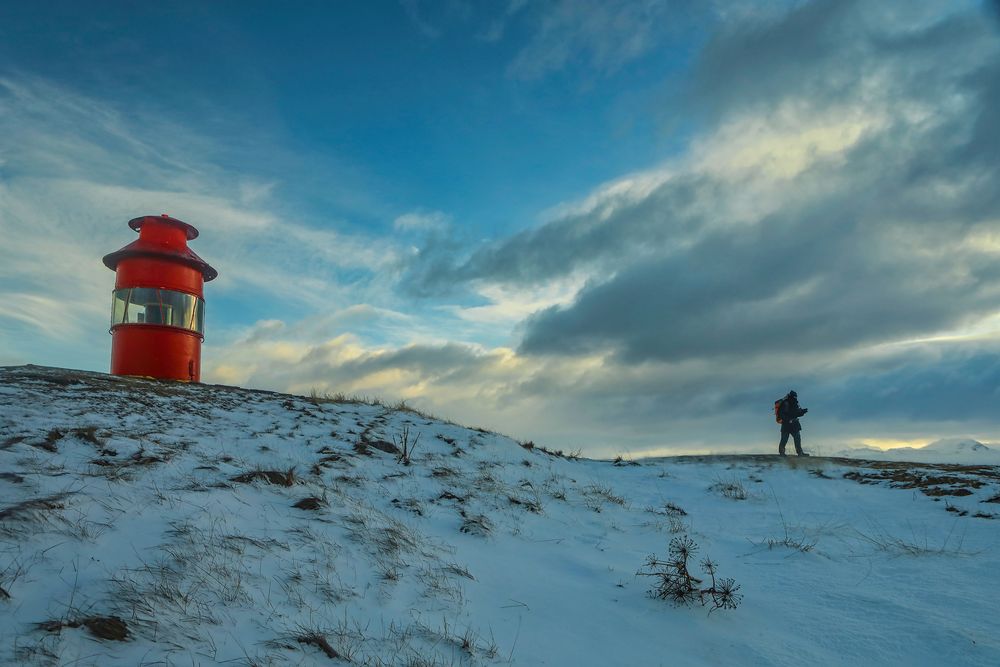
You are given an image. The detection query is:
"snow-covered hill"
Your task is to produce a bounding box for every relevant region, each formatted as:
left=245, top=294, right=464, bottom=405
left=1, top=365, right=999, bottom=666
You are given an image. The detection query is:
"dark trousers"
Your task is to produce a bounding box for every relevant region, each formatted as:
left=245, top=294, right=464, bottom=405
left=778, top=430, right=802, bottom=455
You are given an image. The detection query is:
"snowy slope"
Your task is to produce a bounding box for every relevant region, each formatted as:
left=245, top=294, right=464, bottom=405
left=1, top=365, right=999, bottom=666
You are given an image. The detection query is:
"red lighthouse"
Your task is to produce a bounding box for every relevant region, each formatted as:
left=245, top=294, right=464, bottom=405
left=103, top=215, right=218, bottom=382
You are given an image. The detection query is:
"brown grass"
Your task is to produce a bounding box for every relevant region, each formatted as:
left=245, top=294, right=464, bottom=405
left=843, top=469, right=981, bottom=497
left=72, top=426, right=103, bottom=447
left=292, top=497, right=324, bottom=510
left=231, top=468, right=296, bottom=487
left=0, top=493, right=69, bottom=521
left=38, top=616, right=129, bottom=641
left=459, top=513, right=492, bottom=536
left=0, top=435, right=27, bottom=450
left=35, top=429, right=64, bottom=453
left=297, top=632, right=340, bottom=659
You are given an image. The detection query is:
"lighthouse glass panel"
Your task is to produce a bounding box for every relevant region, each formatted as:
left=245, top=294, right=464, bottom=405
left=111, top=288, right=205, bottom=334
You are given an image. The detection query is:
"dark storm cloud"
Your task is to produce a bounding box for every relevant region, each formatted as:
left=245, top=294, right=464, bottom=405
left=518, top=131, right=1000, bottom=363
left=687, top=0, right=864, bottom=120
left=406, top=172, right=718, bottom=293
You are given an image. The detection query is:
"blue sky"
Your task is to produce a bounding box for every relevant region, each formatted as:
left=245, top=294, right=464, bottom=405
left=2, top=0, right=1000, bottom=456
left=0, top=1, right=700, bottom=234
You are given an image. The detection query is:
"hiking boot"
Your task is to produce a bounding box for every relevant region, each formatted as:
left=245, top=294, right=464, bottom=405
left=796, top=451, right=810, bottom=457
left=778, top=451, right=787, bottom=457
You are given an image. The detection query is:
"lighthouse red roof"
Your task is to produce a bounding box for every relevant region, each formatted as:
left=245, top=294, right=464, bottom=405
left=102, top=215, right=218, bottom=281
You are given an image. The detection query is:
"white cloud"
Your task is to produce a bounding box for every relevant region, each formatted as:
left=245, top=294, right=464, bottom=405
left=393, top=210, right=451, bottom=233
left=506, top=0, right=680, bottom=80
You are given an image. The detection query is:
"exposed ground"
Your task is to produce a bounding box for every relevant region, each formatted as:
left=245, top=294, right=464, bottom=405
left=1, top=365, right=998, bottom=666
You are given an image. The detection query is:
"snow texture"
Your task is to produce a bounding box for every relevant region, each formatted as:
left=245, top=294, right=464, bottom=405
left=1, top=365, right=999, bottom=666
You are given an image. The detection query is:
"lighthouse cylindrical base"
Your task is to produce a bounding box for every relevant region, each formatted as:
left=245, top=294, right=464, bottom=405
left=110, top=326, right=202, bottom=382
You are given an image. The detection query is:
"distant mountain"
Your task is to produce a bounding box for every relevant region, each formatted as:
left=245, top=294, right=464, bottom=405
left=833, top=437, right=998, bottom=464
left=922, top=438, right=990, bottom=453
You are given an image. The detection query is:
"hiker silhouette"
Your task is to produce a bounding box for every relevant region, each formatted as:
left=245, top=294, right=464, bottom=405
left=777, top=390, right=808, bottom=456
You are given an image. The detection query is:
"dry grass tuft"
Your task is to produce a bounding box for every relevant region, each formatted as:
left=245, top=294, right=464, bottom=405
left=35, top=429, right=64, bottom=452
left=232, top=468, right=296, bottom=487
left=367, top=439, right=401, bottom=455
left=292, top=497, right=325, bottom=511
left=0, top=493, right=70, bottom=521
left=297, top=632, right=340, bottom=659
left=71, top=426, right=103, bottom=447
left=0, top=435, right=27, bottom=450
left=38, top=615, right=130, bottom=641
left=613, top=455, right=640, bottom=467
left=460, top=513, right=492, bottom=536
left=584, top=484, right=627, bottom=507
left=710, top=476, right=749, bottom=500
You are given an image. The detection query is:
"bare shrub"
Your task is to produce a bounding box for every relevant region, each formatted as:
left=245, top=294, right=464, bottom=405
left=638, top=535, right=742, bottom=612
left=393, top=426, right=421, bottom=465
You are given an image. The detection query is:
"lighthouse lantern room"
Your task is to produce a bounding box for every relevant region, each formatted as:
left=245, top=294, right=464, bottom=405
left=102, top=215, right=218, bottom=382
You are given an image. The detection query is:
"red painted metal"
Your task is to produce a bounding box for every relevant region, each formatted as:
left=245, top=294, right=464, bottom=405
left=103, top=215, right=217, bottom=382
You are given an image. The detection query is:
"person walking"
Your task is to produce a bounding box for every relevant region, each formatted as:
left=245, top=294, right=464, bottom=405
left=776, top=390, right=808, bottom=456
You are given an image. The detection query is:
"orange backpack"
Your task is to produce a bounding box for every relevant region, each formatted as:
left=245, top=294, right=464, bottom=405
left=774, top=399, right=784, bottom=424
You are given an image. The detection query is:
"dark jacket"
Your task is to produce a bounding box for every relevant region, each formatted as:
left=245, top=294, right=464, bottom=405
left=779, top=397, right=807, bottom=434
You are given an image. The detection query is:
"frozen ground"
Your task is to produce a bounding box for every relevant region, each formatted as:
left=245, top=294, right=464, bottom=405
left=1, top=365, right=998, bottom=666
